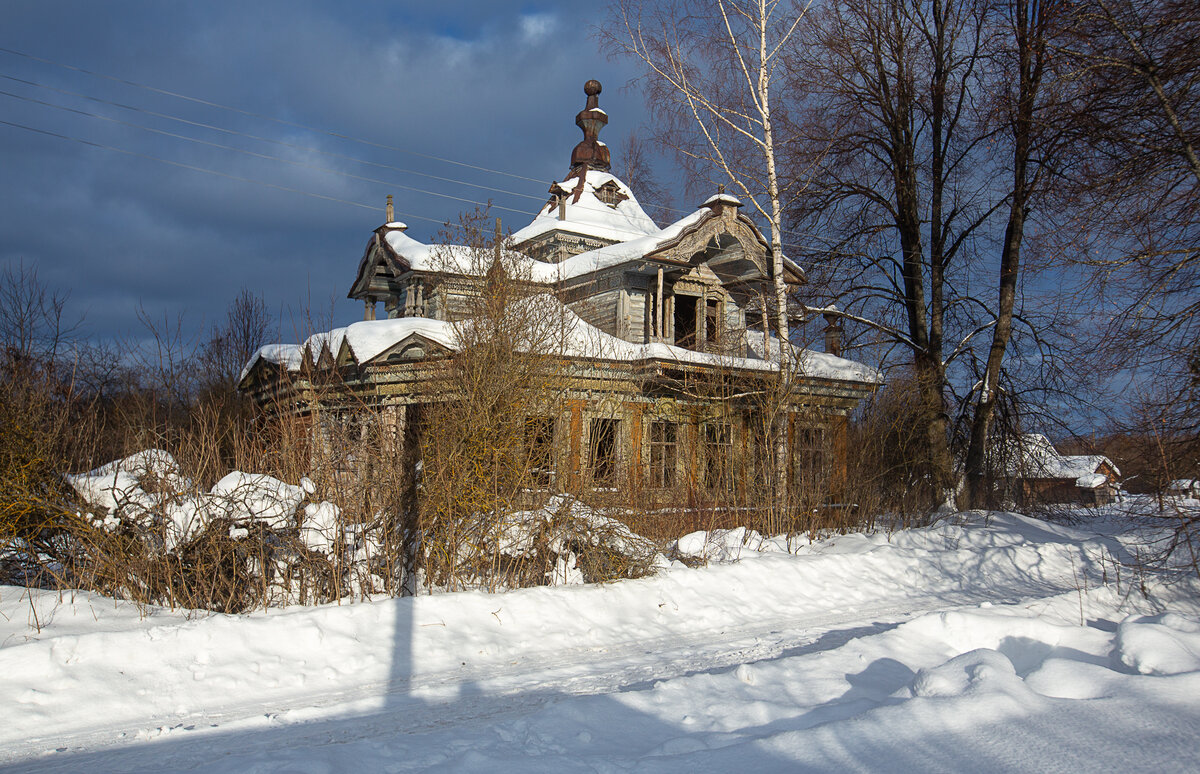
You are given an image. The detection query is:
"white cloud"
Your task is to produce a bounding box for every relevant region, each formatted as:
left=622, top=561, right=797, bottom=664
left=518, top=12, right=558, bottom=42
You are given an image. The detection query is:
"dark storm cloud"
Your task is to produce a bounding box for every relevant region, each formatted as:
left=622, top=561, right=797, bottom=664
left=1, top=1, right=651, bottom=345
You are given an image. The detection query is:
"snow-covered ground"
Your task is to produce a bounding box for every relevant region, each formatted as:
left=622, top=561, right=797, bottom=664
left=2, top=509, right=1198, bottom=773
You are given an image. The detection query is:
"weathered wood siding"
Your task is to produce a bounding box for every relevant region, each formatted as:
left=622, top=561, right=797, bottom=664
left=569, top=288, right=621, bottom=338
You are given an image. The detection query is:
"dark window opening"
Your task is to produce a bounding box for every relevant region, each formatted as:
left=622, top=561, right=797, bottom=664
left=674, top=295, right=697, bottom=349
left=649, top=421, right=677, bottom=488
left=590, top=418, right=620, bottom=484
left=793, top=426, right=827, bottom=493
left=525, top=416, right=555, bottom=487
left=703, top=422, right=733, bottom=491
left=705, top=298, right=722, bottom=348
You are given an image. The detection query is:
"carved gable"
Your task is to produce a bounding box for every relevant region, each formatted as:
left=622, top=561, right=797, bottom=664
left=648, top=210, right=770, bottom=284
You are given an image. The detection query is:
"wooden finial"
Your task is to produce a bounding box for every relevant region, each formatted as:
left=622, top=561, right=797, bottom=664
left=386, top=194, right=394, bottom=222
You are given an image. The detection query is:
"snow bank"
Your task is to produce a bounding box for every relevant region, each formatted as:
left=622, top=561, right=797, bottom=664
left=1115, top=612, right=1200, bottom=675
left=2, top=509, right=1198, bottom=771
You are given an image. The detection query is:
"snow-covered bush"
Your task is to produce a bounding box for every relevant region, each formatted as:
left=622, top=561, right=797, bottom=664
left=482, top=495, right=667, bottom=588
left=49, top=450, right=671, bottom=610
left=59, top=451, right=363, bottom=611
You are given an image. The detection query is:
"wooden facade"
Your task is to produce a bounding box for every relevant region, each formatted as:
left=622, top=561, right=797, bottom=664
left=239, top=81, right=881, bottom=509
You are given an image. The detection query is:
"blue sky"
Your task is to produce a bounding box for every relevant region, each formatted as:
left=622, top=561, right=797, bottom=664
left=1, top=1, right=658, bottom=344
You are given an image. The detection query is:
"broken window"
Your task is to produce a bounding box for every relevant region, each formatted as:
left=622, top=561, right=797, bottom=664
left=589, top=418, right=620, bottom=484
left=594, top=180, right=628, bottom=208
left=525, top=416, right=555, bottom=487
left=703, top=421, right=734, bottom=492
left=674, top=294, right=697, bottom=349
left=649, top=421, right=677, bottom=488
left=705, top=297, right=723, bottom=349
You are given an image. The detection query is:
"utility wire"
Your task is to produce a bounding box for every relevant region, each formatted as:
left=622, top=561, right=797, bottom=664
left=0, top=48, right=835, bottom=243
left=0, top=88, right=542, bottom=219
left=0, top=46, right=845, bottom=249
left=0, top=118, right=456, bottom=225
left=0, top=72, right=554, bottom=206
left=0, top=45, right=549, bottom=185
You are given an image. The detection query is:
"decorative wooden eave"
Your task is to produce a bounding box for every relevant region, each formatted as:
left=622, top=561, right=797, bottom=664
left=642, top=201, right=777, bottom=286
left=335, top=338, right=356, bottom=368
left=237, top=356, right=288, bottom=393
left=361, top=333, right=453, bottom=366
left=347, top=223, right=412, bottom=300
left=315, top=342, right=335, bottom=371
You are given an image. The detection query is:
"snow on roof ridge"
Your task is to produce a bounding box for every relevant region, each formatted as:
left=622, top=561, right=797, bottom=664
left=239, top=343, right=303, bottom=384
left=384, top=230, right=564, bottom=283
left=511, top=170, right=661, bottom=245
left=701, top=192, right=743, bottom=207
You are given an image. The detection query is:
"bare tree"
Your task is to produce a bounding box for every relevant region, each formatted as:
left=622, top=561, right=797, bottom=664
left=418, top=212, right=574, bottom=591
left=0, top=261, right=76, bottom=368
left=617, top=133, right=676, bottom=227
left=602, top=0, right=810, bottom=369
left=199, top=289, right=276, bottom=394
left=961, top=0, right=1066, bottom=507
left=1056, top=0, right=1200, bottom=453
left=787, top=0, right=1000, bottom=506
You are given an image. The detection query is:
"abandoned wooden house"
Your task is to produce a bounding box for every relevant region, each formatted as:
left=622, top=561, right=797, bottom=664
left=1000, top=434, right=1122, bottom=507
left=238, top=80, right=881, bottom=506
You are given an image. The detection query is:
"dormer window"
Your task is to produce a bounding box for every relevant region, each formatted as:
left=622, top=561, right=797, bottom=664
left=594, top=180, right=628, bottom=208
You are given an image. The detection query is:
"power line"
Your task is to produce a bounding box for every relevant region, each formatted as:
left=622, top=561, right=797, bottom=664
left=0, top=45, right=550, bottom=185
left=0, top=118, right=458, bottom=225
left=0, top=46, right=846, bottom=249
left=0, top=87, right=544, bottom=220
left=0, top=47, right=839, bottom=247
left=0, top=72, right=554, bottom=207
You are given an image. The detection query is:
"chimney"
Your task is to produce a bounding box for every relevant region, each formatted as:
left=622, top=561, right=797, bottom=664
left=386, top=194, right=394, bottom=223
left=823, top=309, right=842, bottom=357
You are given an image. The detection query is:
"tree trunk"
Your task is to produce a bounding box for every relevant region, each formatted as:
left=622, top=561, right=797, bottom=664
left=963, top=0, right=1047, bottom=508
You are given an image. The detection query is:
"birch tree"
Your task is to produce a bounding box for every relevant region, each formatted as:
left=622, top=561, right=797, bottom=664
left=602, top=0, right=810, bottom=370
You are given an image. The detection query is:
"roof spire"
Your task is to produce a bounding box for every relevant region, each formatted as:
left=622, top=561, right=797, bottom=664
left=570, top=79, right=610, bottom=173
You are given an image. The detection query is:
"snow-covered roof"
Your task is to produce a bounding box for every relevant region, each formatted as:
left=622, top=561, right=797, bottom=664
left=238, top=343, right=304, bottom=383
left=242, top=295, right=882, bottom=385
left=1006, top=434, right=1120, bottom=481
left=510, top=171, right=662, bottom=246
left=303, top=317, right=457, bottom=367
left=383, top=231, right=565, bottom=283
left=550, top=209, right=708, bottom=281
left=379, top=204, right=744, bottom=285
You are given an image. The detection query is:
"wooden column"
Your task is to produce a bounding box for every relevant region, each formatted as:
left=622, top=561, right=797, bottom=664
left=656, top=268, right=664, bottom=340
left=627, top=402, right=644, bottom=495
left=568, top=400, right=583, bottom=485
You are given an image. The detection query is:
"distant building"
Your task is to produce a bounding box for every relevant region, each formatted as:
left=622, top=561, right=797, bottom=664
left=239, top=81, right=881, bottom=507
left=1000, top=434, right=1121, bottom=507
left=1166, top=480, right=1200, bottom=499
